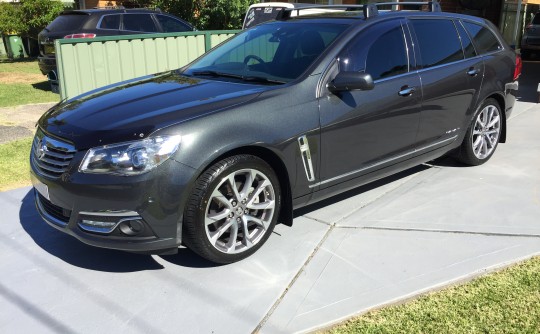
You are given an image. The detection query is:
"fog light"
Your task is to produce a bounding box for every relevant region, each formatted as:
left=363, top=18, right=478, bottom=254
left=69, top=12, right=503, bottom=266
left=118, top=219, right=145, bottom=236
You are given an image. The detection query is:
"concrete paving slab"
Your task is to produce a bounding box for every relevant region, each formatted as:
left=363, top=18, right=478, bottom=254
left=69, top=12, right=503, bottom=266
left=334, top=106, right=540, bottom=236
left=260, top=228, right=540, bottom=334
left=0, top=188, right=329, bottom=334
left=259, top=104, right=540, bottom=333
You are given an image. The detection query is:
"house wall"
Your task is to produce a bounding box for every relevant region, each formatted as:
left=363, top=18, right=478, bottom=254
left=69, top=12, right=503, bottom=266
left=82, top=0, right=121, bottom=9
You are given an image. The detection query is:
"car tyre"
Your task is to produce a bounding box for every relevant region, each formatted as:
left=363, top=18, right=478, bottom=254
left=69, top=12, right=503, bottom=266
left=456, top=98, right=502, bottom=166
left=183, top=154, right=281, bottom=264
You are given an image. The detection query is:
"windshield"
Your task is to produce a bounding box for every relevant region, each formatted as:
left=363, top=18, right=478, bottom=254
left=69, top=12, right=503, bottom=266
left=183, top=22, right=348, bottom=84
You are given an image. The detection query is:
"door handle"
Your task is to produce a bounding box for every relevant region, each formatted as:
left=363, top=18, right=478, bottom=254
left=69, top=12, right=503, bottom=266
left=467, top=67, right=481, bottom=76
left=398, top=86, right=416, bottom=97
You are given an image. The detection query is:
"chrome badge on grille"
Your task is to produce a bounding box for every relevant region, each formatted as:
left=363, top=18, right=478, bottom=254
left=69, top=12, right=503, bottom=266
left=36, top=139, right=48, bottom=161
left=32, top=129, right=76, bottom=178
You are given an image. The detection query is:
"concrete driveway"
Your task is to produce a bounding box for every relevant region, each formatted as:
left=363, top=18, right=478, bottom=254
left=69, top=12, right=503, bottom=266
left=1, top=63, right=539, bottom=334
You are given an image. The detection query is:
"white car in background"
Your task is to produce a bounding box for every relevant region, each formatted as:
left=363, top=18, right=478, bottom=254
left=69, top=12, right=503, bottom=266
left=243, top=2, right=341, bottom=29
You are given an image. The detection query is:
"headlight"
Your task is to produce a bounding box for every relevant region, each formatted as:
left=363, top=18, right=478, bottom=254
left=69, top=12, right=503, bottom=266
left=80, top=135, right=181, bottom=175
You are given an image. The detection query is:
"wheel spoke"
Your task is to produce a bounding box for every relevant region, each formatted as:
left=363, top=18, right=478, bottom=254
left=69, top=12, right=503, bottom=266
left=239, top=170, right=256, bottom=201
left=245, top=214, right=266, bottom=229
left=473, top=135, right=482, bottom=151
left=210, top=188, right=232, bottom=209
left=225, top=222, right=238, bottom=253
left=227, top=174, right=242, bottom=202
left=481, top=136, right=488, bottom=155
left=487, top=115, right=500, bottom=128
left=246, top=179, right=271, bottom=206
left=206, top=209, right=230, bottom=225
left=240, top=216, right=254, bottom=248
left=247, top=199, right=275, bottom=211
left=209, top=218, right=233, bottom=243
left=485, top=133, right=497, bottom=147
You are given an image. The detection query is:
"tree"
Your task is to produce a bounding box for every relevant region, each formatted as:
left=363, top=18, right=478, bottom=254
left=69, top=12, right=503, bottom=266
left=19, top=0, right=65, bottom=39
left=134, top=0, right=256, bottom=30
left=0, top=3, right=24, bottom=35
left=196, top=0, right=257, bottom=30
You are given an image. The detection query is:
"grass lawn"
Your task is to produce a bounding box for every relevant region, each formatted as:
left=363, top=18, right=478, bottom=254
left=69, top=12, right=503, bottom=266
left=0, top=137, right=32, bottom=191
left=326, top=256, right=540, bottom=334
left=0, top=58, right=59, bottom=107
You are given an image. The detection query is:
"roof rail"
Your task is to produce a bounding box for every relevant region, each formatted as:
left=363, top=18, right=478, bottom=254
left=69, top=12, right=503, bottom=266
left=281, top=0, right=441, bottom=19
left=375, top=1, right=441, bottom=13
left=92, top=5, right=125, bottom=10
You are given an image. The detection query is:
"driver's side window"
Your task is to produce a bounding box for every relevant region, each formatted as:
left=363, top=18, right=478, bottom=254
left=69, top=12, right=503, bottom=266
left=340, top=21, right=409, bottom=81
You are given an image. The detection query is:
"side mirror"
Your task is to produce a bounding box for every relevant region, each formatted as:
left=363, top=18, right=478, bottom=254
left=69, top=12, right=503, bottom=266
left=327, top=72, right=375, bottom=93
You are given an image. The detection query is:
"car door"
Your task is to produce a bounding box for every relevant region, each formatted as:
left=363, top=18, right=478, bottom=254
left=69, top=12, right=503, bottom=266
left=318, top=19, right=422, bottom=189
left=409, top=18, right=484, bottom=149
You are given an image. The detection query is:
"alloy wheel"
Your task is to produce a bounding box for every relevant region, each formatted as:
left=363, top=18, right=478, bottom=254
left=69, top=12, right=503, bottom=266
left=204, top=168, right=276, bottom=254
left=471, top=104, right=501, bottom=160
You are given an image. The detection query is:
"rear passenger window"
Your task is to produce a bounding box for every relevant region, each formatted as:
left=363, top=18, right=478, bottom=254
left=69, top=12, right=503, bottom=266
left=123, top=14, right=158, bottom=32
left=455, top=21, right=476, bottom=58
left=99, top=15, right=120, bottom=30
left=365, top=28, right=408, bottom=80
left=462, top=22, right=502, bottom=54
left=411, top=19, right=463, bottom=68
left=156, top=15, right=192, bottom=32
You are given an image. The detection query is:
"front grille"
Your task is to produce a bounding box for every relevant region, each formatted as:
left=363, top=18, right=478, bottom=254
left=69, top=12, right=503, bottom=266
left=32, top=129, right=76, bottom=178
left=37, top=192, right=71, bottom=224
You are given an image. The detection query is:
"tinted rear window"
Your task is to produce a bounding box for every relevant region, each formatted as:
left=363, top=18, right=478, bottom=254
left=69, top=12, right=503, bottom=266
left=99, top=14, right=120, bottom=30
left=156, top=15, right=192, bottom=32
left=455, top=21, right=476, bottom=58
left=46, top=14, right=87, bottom=31
left=462, top=22, right=502, bottom=54
left=123, top=14, right=158, bottom=32
left=412, top=19, right=464, bottom=68
left=532, top=13, right=540, bottom=25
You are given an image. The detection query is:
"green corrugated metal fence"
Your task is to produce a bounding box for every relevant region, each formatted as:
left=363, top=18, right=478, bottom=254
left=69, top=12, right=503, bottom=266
left=55, top=30, right=240, bottom=100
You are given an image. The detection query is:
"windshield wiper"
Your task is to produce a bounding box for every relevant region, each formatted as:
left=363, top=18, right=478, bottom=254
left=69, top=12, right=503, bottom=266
left=241, top=76, right=286, bottom=85
left=191, top=70, right=243, bottom=79
left=191, top=71, right=285, bottom=85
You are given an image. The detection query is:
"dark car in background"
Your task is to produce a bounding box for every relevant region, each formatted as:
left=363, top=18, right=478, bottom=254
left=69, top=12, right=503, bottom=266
left=38, top=8, right=195, bottom=92
left=521, top=12, right=540, bottom=59
left=31, top=2, right=520, bottom=264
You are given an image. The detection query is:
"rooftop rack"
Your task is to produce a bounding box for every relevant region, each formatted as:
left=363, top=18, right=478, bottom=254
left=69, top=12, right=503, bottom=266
left=92, top=6, right=126, bottom=9
left=282, top=1, right=441, bottom=20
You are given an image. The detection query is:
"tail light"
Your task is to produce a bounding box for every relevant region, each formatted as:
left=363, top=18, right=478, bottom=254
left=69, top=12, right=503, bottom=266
left=514, top=54, right=522, bottom=81
left=63, top=33, right=96, bottom=39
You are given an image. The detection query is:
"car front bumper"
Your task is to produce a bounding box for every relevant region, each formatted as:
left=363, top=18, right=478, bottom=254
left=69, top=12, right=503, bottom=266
left=31, top=155, right=197, bottom=254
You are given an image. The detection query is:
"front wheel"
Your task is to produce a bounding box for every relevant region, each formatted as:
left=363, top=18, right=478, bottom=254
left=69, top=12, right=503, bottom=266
left=456, top=98, right=502, bottom=166
left=183, top=155, right=281, bottom=264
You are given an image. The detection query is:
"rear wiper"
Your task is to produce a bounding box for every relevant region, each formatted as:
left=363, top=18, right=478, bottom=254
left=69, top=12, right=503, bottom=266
left=191, top=71, right=285, bottom=85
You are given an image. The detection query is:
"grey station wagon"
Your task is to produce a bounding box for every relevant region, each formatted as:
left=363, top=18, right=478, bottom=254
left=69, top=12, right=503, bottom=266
left=31, top=2, right=521, bottom=263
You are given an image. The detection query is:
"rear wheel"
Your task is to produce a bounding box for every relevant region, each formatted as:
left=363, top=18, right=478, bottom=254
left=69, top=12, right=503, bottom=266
left=456, top=98, right=502, bottom=166
left=183, top=155, right=281, bottom=264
